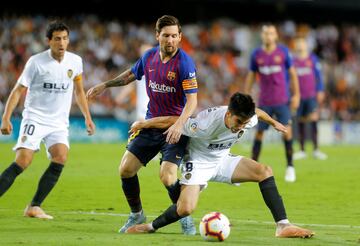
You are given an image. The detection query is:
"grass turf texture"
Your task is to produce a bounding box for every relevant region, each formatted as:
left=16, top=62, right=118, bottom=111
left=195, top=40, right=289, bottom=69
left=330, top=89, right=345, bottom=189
left=0, top=143, right=359, bottom=245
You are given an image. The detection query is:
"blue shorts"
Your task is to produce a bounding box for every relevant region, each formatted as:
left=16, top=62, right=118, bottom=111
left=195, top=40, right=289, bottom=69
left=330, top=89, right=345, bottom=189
left=297, top=97, right=317, bottom=117
left=257, top=104, right=291, bottom=131
left=127, top=128, right=189, bottom=166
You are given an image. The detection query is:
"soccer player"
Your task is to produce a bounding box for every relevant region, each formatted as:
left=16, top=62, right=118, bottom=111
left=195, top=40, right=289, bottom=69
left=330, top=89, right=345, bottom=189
left=292, top=36, right=327, bottom=160
left=125, top=92, right=314, bottom=238
left=0, top=21, right=95, bottom=219
left=244, top=24, right=300, bottom=182
left=86, top=15, right=198, bottom=234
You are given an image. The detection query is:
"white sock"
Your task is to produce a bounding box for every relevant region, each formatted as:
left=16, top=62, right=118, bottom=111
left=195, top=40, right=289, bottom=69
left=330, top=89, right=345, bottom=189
left=277, top=219, right=290, bottom=224
left=131, top=210, right=143, bottom=216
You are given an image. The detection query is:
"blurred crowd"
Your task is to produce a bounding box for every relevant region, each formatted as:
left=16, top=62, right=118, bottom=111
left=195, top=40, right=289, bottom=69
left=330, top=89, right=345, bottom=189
left=1, top=15, right=360, bottom=123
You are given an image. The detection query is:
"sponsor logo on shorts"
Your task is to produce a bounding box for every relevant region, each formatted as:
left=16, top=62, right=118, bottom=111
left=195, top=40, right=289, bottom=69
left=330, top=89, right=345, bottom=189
left=21, top=135, right=27, bottom=143
left=185, top=173, right=192, bottom=180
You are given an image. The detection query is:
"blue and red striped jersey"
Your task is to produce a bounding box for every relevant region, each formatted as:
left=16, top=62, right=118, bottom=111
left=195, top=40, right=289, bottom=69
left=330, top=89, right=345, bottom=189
left=131, top=46, right=198, bottom=119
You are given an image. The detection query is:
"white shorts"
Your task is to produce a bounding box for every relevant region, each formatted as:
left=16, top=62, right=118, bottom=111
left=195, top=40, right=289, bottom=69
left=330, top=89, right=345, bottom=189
left=180, top=154, right=243, bottom=186
left=13, top=119, right=69, bottom=159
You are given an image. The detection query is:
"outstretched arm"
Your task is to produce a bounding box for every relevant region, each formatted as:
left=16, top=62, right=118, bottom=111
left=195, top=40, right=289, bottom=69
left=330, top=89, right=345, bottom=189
left=164, top=93, right=197, bottom=144
left=288, top=67, right=300, bottom=113
left=86, top=68, right=136, bottom=100
left=1, top=84, right=27, bottom=135
left=74, top=75, right=96, bottom=135
left=255, top=108, right=287, bottom=133
left=129, top=116, right=179, bottom=134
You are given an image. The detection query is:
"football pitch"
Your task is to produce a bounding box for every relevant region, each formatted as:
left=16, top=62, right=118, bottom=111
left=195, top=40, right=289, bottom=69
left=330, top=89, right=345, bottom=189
left=0, top=142, right=359, bottom=245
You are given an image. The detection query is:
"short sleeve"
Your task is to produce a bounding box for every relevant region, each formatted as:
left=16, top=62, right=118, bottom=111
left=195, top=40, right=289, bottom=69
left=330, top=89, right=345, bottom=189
left=179, top=53, right=198, bottom=94
left=249, top=49, right=258, bottom=72
left=131, top=57, right=144, bottom=81
left=244, top=115, right=258, bottom=129
left=17, top=57, right=37, bottom=87
left=182, top=109, right=213, bottom=138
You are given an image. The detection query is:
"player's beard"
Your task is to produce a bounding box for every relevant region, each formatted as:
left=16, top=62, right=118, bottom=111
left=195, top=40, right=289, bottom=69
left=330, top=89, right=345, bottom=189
left=163, top=45, right=177, bottom=57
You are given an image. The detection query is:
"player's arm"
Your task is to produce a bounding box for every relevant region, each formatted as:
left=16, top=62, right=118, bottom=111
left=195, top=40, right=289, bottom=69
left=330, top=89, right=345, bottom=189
left=288, top=66, right=300, bottom=112
left=1, top=84, right=27, bottom=135
left=74, top=74, right=96, bottom=135
left=129, top=116, right=179, bottom=134
left=255, top=108, right=287, bottom=133
left=313, top=56, right=325, bottom=105
left=86, top=68, right=136, bottom=100
left=165, top=92, right=197, bottom=144
left=244, top=71, right=256, bottom=94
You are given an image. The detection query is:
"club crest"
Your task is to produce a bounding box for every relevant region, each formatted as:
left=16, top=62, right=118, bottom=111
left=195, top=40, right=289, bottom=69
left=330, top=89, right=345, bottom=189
left=67, top=69, right=73, bottom=78
left=167, top=71, right=176, bottom=81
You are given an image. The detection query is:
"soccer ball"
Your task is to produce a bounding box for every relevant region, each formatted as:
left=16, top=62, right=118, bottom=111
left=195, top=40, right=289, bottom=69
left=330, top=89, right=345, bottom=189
left=199, top=212, right=231, bottom=242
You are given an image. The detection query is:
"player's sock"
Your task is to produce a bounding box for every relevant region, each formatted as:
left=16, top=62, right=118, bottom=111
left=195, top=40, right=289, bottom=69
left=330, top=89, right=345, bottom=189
left=283, top=139, right=293, bottom=167
left=0, top=162, right=23, bottom=197
left=310, top=121, right=318, bottom=150
left=31, top=162, right=64, bottom=206
left=298, top=122, right=306, bottom=151
left=259, top=176, right=287, bottom=222
left=165, top=179, right=181, bottom=204
left=121, top=175, right=142, bottom=213
left=252, top=140, right=262, bottom=161
left=152, top=204, right=183, bottom=230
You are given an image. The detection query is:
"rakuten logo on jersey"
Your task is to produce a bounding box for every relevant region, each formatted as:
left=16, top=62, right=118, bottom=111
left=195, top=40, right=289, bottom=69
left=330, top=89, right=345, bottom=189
left=295, top=67, right=312, bottom=76
left=149, top=80, right=176, bottom=93
left=43, top=83, right=70, bottom=93
left=259, top=65, right=282, bottom=75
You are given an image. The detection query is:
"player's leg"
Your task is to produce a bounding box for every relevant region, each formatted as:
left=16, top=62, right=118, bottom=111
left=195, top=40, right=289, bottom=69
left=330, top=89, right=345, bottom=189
left=126, top=185, right=201, bottom=233
left=0, top=148, right=34, bottom=197
left=294, top=99, right=307, bottom=159
left=24, top=128, right=69, bottom=219
left=160, top=135, right=196, bottom=235
left=118, top=129, right=160, bottom=233
left=275, top=105, right=295, bottom=182
left=230, top=157, right=314, bottom=238
left=0, top=119, right=41, bottom=197
left=307, top=100, right=327, bottom=160
left=252, top=106, right=271, bottom=161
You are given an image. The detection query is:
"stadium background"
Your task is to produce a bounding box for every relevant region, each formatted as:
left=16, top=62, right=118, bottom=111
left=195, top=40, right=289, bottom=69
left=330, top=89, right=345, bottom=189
left=1, top=0, right=360, bottom=144
left=1, top=1, right=360, bottom=245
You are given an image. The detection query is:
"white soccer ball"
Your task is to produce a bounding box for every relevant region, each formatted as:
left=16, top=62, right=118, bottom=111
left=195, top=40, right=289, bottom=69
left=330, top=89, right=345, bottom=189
left=199, top=212, right=231, bottom=242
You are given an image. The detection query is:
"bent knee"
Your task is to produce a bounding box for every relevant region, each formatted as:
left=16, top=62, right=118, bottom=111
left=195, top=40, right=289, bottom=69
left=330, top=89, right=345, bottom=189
left=177, top=203, right=195, bottom=217
left=258, top=164, right=273, bottom=181
left=160, top=175, right=177, bottom=187
left=51, top=155, right=67, bottom=164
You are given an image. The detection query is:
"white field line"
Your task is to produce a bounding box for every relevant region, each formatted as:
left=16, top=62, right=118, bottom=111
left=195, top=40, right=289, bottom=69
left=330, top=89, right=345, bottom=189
left=62, top=210, right=360, bottom=230
left=1, top=208, right=359, bottom=229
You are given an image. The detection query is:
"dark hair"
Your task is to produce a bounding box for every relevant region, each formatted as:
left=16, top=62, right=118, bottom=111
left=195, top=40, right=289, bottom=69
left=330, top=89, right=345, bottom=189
left=155, top=15, right=181, bottom=34
left=228, top=92, right=256, bottom=119
left=46, top=21, right=69, bottom=40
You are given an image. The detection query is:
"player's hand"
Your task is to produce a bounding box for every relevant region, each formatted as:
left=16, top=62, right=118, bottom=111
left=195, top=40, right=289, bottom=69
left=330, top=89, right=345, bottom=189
left=129, top=121, right=145, bottom=134
left=86, top=84, right=106, bottom=100
left=85, top=118, right=96, bottom=136
left=1, top=119, right=13, bottom=135
left=290, top=95, right=300, bottom=113
left=273, top=121, right=287, bottom=134
left=164, top=121, right=182, bottom=144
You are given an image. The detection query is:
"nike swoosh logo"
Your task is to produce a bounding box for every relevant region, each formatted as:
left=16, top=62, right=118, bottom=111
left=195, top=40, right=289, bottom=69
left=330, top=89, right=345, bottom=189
left=176, top=155, right=181, bottom=159
left=149, top=69, right=155, bottom=72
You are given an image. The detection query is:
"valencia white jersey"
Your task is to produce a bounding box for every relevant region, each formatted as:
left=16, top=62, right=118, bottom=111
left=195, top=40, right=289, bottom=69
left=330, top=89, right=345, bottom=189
left=182, top=106, right=258, bottom=163
left=18, top=49, right=83, bottom=127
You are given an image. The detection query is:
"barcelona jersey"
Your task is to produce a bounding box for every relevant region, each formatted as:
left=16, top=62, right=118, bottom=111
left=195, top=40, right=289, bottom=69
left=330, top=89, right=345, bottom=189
left=131, top=46, right=198, bottom=119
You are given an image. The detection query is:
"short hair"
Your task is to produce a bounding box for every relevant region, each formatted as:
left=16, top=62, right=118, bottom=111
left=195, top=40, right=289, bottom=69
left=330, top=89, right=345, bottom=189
left=228, top=92, right=256, bottom=119
left=46, top=21, right=69, bottom=40
left=155, top=15, right=181, bottom=34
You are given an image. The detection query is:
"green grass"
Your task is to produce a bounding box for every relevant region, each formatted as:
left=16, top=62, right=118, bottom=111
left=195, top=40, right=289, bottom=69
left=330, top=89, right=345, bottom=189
left=0, top=143, right=359, bottom=245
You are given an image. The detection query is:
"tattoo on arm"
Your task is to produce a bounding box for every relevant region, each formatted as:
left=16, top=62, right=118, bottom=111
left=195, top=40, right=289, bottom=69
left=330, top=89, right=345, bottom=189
left=105, top=69, right=136, bottom=88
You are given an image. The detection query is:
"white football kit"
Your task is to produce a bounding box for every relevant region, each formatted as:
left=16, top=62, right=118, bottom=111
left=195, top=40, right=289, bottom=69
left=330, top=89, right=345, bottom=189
left=180, top=106, right=258, bottom=186
left=13, top=49, right=83, bottom=155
